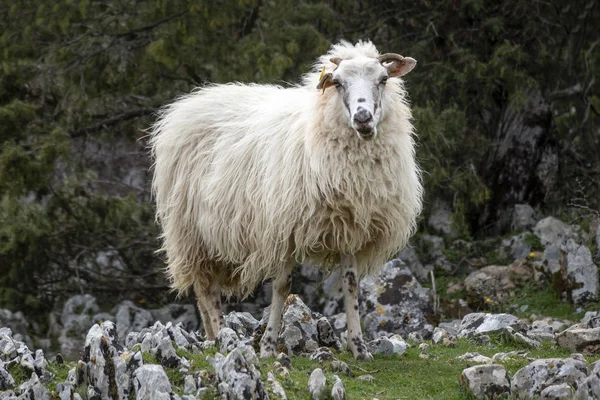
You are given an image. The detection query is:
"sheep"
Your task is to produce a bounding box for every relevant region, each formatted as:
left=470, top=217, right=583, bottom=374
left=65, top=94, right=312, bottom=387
left=149, top=40, right=423, bottom=361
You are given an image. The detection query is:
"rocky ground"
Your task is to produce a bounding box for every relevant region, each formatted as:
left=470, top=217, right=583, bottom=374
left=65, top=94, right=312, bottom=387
left=1, top=210, right=599, bottom=399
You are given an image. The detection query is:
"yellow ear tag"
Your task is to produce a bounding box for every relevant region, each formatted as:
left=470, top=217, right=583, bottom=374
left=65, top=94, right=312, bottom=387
left=319, top=66, right=332, bottom=94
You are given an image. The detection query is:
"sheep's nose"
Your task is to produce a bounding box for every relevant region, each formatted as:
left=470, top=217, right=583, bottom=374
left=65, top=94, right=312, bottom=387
left=353, top=109, right=373, bottom=124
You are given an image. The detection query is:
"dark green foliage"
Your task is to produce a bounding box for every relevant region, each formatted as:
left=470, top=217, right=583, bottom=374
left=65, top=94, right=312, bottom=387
left=1, top=0, right=598, bottom=315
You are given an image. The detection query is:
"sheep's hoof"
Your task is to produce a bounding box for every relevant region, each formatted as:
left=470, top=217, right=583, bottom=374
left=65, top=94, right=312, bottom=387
left=354, top=350, right=374, bottom=362
left=348, top=337, right=373, bottom=361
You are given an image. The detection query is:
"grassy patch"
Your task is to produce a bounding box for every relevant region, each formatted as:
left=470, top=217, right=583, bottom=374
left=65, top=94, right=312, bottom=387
left=7, top=363, right=31, bottom=386
left=248, top=339, right=599, bottom=400
left=46, top=361, right=74, bottom=395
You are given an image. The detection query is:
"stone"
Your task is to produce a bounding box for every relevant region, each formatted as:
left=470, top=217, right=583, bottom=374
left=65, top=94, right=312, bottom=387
left=540, top=383, right=574, bottom=399
left=438, top=320, right=461, bottom=337
left=388, top=336, right=408, bottom=355
left=316, top=317, right=342, bottom=351
left=575, top=361, right=600, bottom=399
left=428, top=200, right=456, bottom=238
left=81, top=321, right=134, bottom=399
left=464, top=263, right=533, bottom=303
left=113, top=300, right=154, bottom=341
left=0, top=310, right=33, bottom=350
left=57, top=294, right=101, bottom=359
left=420, top=235, right=452, bottom=272
left=499, top=233, right=532, bottom=261
left=151, top=304, right=198, bottom=333
left=17, top=372, right=50, bottom=400
left=432, top=327, right=448, bottom=344
left=534, top=217, right=580, bottom=247
left=331, top=375, right=346, bottom=400
left=360, top=259, right=432, bottom=339
left=511, top=204, right=536, bottom=231
left=356, top=374, right=374, bottom=382
left=133, top=365, right=175, bottom=400
left=267, top=371, right=287, bottom=400
left=211, top=346, right=268, bottom=400
left=308, top=368, right=327, bottom=400
left=216, top=328, right=240, bottom=354
left=581, top=311, right=600, bottom=328
left=398, top=246, right=431, bottom=282
left=457, top=313, right=520, bottom=338
left=310, top=347, right=335, bottom=362
left=276, top=353, right=291, bottom=370
left=330, top=359, right=352, bottom=376
left=224, top=312, right=259, bottom=338
left=460, top=364, right=509, bottom=399
left=501, top=326, right=541, bottom=348
left=491, top=350, right=528, bottom=363
left=457, top=352, right=492, bottom=364
left=183, top=375, right=196, bottom=395
left=279, top=295, right=321, bottom=355
left=564, top=239, right=598, bottom=303
left=0, top=362, right=15, bottom=390
left=511, top=357, right=588, bottom=399
left=556, top=327, right=600, bottom=355
left=367, top=337, right=395, bottom=356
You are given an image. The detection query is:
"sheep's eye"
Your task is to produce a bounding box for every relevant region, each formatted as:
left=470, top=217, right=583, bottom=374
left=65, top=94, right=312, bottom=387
left=332, top=79, right=341, bottom=87
left=380, top=77, right=388, bottom=85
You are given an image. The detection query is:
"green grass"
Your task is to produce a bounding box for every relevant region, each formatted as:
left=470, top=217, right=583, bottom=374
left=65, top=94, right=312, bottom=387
left=249, top=339, right=598, bottom=400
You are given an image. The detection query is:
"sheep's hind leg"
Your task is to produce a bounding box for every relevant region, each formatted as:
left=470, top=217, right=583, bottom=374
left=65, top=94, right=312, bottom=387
left=260, top=268, right=292, bottom=358
left=205, top=281, right=225, bottom=338
left=341, top=254, right=373, bottom=361
left=194, top=281, right=216, bottom=340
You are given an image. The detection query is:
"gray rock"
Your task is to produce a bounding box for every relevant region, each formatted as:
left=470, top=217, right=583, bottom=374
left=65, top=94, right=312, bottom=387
left=367, top=337, right=395, bottom=356
left=309, top=347, right=334, bottom=362
left=56, top=383, right=76, bottom=400
left=17, top=372, right=50, bottom=400
left=267, top=371, right=287, bottom=400
left=575, top=361, right=600, bottom=399
left=308, top=368, right=327, bottom=400
left=360, top=259, right=432, bottom=339
left=582, top=311, right=600, bottom=328
left=1, top=362, right=15, bottom=390
left=465, top=263, right=533, bottom=303
left=511, top=357, right=588, bottom=399
left=330, top=359, right=351, bottom=377
left=0, top=310, right=33, bottom=350
left=432, top=327, right=448, bottom=344
left=428, top=200, right=456, bottom=238
left=398, top=246, right=431, bottom=282
left=279, top=296, right=320, bottom=355
left=113, top=301, right=154, bottom=341
left=534, top=217, right=580, bottom=247
left=457, top=313, right=520, bottom=338
left=56, top=294, right=102, bottom=360
left=216, top=328, right=240, bottom=354
left=276, top=353, right=291, bottom=370
left=502, top=326, right=541, bottom=348
left=543, top=245, right=562, bottom=274
left=1, top=328, right=30, bottom=362
left=356, top=374, right=374, bottom=382
left=457, top=352, right=492, bottom=364
left=224, top=312, right=259, bottom=338
left=151, top=304, right=198, bottom=333
left=211, top=346, right=268, bottom=400
left=420, top=235, right=452, bottom=272
left=460, top=364, right=509, bottom=399
left=564, top=239, right=597, bottom=304
left=183, top=374, right=197, bottom=395
left=511, top=204, right=536, bottom=231
left=133, top=364, right=175, bottom=400
left=316, top=317, right=342, bottom=351
left=331, top=375, right=346, bottom=400
left=388, top=336, right=408, bottom=355
left=556, top=326, right=600, bottom=355
left=438, top=320, right=461, bottom=337
left=81, top=321, right=134, bottom=399
left=540, top=383, right=574, bottom=399
left=491, top=350, right=528, bottom=363
left=499, top=233, right=532, bottom=260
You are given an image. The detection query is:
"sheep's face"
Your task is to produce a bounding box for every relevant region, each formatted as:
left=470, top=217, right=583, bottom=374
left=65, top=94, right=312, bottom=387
left=318, top=54, right=416, bottom=140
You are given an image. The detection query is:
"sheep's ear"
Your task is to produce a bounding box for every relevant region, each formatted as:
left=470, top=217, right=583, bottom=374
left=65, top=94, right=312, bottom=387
left=383, top=56, right=417, bottom=77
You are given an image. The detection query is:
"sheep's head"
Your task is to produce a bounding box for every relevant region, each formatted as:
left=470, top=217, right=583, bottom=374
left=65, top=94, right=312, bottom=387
left=317, top=53, right=416, bottom=140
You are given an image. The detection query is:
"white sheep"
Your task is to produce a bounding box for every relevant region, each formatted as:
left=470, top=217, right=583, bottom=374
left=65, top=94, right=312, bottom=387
left=150, top=40, right=423, bottom=361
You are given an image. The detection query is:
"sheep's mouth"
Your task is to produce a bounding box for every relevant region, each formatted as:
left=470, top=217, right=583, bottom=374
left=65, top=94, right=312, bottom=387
left=355, top=127, right=375, bottom=140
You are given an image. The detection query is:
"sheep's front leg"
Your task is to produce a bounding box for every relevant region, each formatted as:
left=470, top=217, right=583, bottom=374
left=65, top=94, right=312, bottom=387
left=260, top=269, right=292, bottom=358
left=341, top=254, right=373, bottom=361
